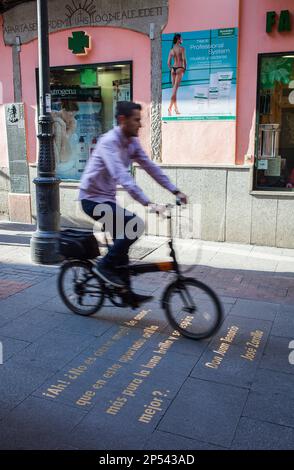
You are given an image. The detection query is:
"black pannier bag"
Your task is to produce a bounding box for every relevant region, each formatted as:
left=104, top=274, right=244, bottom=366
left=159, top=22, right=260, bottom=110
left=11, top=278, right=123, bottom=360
left=59, top=229, right=100, bottom=260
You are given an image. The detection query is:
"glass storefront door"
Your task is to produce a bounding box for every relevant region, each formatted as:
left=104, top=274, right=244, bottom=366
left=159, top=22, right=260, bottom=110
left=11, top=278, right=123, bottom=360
left=48, top=62, right=132, bottom=180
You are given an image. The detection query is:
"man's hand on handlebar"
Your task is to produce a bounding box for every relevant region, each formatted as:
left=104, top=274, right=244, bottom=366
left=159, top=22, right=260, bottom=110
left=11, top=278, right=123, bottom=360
left=149, top=191, right=188, bottom=215
left=174, top=190, right=188, bottom=205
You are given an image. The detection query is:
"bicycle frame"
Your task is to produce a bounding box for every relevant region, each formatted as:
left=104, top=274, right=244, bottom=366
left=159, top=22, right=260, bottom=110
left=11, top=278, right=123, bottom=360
left=58, top=201, right=223, bottom=338
left=126, top=204, right=181, bottom=278
left=84, top=204, right=181, bottom=284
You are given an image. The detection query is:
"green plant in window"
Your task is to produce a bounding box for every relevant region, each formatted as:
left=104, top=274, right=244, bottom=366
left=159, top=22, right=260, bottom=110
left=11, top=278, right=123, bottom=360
left=260, top=57, right=292, bottom=89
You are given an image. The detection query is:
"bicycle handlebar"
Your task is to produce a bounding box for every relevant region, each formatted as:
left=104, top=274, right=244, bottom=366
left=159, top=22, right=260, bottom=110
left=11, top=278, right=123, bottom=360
left=176, top=196, right=182, bottom=206
left=149, top=198, right=185, bottom=215
left=165, top=197, right=184, bottom=209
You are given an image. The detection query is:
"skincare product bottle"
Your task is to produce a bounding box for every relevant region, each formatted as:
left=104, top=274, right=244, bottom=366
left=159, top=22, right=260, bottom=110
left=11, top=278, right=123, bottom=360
left=89, top=136, right=97, bottom=158
left=209, top=73, right=219, bottom=100
left=194, top=85, right=209, bottom=101
left=217, top=71, right=233, bottom=97
left=77, top=136, right=88, bottom=173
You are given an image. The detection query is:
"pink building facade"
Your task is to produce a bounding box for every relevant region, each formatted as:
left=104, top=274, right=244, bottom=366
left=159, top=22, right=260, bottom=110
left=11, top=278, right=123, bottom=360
left=1, top=0, right=294, bottom=246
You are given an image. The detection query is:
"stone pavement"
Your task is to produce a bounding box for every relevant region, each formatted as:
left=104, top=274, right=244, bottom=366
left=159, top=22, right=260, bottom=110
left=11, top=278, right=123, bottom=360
left=0, top=221, right=294, bottom=450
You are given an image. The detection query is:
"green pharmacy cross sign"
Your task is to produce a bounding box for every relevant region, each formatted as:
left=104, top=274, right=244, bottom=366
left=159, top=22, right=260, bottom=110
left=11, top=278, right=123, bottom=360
left=68, top=31, right=91, bottom=55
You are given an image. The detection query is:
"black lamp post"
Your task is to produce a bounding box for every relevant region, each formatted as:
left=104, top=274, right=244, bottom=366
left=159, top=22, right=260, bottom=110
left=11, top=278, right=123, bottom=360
left=30, top=0, right=61, bottom=264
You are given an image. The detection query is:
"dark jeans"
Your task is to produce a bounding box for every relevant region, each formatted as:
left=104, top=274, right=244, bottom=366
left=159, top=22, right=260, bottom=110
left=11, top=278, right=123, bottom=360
left=81, top=199, right=144, bottom=269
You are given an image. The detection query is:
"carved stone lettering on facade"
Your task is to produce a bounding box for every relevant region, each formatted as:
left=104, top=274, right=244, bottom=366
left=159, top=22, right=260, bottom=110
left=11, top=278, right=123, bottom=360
left=3, top=0, right=168, bottom=45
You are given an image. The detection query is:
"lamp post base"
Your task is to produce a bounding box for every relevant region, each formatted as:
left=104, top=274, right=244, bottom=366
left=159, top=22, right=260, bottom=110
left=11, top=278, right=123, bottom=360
left=30, top=176, right=61, bottom=265
left=30, top=230, right=62, bottom=265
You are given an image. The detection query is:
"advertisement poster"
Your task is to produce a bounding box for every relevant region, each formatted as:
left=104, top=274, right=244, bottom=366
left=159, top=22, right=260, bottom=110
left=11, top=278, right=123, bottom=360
left=162, top=28, right=238, bottom=120
left=112, top=79, right=131, bottom=127
left=51, top=86, right=102, bottom=180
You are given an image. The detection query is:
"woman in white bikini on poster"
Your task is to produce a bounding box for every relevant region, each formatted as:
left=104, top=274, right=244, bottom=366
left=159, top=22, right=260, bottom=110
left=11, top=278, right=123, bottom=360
left=167, top=33, right=187, bottom=116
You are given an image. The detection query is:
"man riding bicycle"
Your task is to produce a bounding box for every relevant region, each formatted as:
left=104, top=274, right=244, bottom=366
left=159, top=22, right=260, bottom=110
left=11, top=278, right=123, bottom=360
left=79, top=101, right=187, bottom=307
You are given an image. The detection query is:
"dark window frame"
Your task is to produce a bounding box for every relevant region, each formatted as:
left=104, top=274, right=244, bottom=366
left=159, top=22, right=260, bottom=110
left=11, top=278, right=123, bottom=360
left=254, top=51, right=294, bottom=191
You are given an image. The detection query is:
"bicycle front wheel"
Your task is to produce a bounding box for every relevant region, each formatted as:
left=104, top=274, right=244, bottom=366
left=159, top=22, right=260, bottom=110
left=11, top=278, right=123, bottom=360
left=162, top=277, right=223, bottom=340
left=58, top=260, right=105, bottom=316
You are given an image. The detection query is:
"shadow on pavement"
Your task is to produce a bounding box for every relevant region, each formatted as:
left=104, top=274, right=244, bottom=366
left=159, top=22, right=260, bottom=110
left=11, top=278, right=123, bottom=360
left=0, top=251, right=294, bottom=450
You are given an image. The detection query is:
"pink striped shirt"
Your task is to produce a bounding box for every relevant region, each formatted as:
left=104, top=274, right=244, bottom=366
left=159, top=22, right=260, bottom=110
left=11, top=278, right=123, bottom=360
left=79, top=126, right=177, bottom=206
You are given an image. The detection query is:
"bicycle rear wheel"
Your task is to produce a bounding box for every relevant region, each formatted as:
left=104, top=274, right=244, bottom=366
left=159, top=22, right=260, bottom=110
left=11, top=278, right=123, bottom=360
left=58, top=260, right=105, bottom=316
left=162, top=277, right=223, bottom=339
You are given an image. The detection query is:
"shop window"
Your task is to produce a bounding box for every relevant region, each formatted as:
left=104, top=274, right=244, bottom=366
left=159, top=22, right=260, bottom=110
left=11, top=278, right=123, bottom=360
left=46, top=62, right=131, bottom=180
left=254, top=53, right=294, bottom=190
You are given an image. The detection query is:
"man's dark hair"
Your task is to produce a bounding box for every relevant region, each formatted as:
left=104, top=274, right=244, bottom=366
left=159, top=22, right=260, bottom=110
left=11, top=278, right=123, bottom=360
left=115, top=101, right=141, bottom=122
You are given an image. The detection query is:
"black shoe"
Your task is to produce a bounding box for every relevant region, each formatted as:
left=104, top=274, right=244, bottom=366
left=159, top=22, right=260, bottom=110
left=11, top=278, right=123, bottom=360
left=123, top=291, right=153, bottom=309
left=94, top=263, right=125, bottom=288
